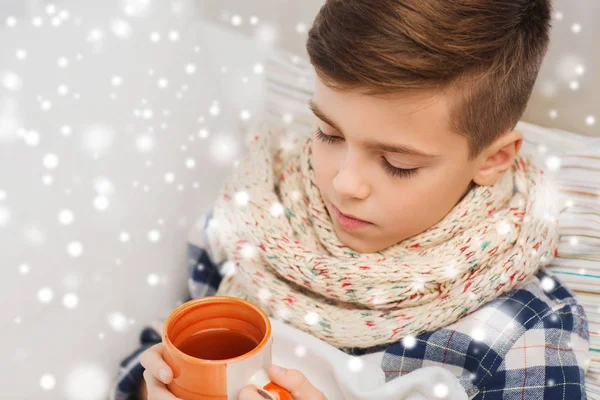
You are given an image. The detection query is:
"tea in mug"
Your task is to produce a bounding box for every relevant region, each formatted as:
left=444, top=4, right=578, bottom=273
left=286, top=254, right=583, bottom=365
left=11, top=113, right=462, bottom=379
left=177, top=329, right=259, bottom=360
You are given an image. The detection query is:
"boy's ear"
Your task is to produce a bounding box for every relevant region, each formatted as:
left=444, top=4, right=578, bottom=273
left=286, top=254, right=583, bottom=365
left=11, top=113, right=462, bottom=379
left=473, top=129, right=523, bottom=186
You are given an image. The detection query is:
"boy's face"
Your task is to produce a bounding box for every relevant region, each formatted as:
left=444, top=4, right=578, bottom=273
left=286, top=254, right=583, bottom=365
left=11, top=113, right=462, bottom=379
left=310, top=77, right=522, bottom=253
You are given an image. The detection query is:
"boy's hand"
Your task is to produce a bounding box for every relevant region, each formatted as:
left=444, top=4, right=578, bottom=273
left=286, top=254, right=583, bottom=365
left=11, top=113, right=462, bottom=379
left=139, top=343, right=182, bottom=400
left=239, top=365, right=327, bottom=400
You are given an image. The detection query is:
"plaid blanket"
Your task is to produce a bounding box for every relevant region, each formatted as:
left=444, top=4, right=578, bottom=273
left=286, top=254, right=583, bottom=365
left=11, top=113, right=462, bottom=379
left=110, top=211, right=589, bottom=400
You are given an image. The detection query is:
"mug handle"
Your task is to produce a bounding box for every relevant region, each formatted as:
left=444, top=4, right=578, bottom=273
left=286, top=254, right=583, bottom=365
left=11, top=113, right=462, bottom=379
left=259, top=382, right=293, bottom=400
left=249, top=369, right=293, bottom=400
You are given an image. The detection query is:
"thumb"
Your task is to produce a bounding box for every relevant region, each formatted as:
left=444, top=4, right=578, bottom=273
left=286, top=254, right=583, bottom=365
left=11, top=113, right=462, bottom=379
left=267, top=365, right=326, bottom=400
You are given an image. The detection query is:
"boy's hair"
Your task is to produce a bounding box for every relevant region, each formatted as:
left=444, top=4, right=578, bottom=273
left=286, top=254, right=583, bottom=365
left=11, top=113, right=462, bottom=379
left=306, top=0, right=552, bottom=159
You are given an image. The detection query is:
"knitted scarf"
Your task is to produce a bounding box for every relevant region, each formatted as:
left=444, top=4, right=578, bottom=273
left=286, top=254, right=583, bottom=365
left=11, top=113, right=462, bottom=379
left=209, top=125, right=560, bottom=348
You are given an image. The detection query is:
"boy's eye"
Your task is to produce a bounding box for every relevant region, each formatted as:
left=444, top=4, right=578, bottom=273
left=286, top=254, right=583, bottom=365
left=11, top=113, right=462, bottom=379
left=315, top=128, right=342, bottom=144
left=380, top=158, right=420, bottom=179
left=314, top=128, right=420, bottom=179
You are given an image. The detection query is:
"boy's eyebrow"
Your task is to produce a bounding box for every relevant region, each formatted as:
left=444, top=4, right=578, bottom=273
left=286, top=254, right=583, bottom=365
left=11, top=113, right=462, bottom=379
left=308, top=99, right=440, bottom=159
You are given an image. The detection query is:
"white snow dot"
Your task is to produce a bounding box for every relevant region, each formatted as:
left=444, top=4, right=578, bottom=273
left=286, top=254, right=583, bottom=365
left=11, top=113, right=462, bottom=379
left=185, top=158, right=196, bottom=168
left=111, top=76, right=123, bottom=87
left=0, top=190, right=5, bottom=201
left=585, top=116, right=596, bottom=126
left=198, top=128, right=209, bottom=139
left=157, top=78, right=168, bottom=89
left=575, top=64, right=585, bottom=75
left=283, top=113, right=294, bottom=124
left=43, top=153, right=59, bottom=169
left=58, top=209, right=74, bottom=225
left=150, top=31, right=161, bottom=42
left=220, top=261, right=237, bottom=277
left=63, top=293, right=79, bottom=309
left=255, top=23, right=278, bottom=43
left=6, top=16, right=17, bottom=27
left=495, top=220, right=512, bottom=235
left=209, top=103, right=220, bottom=116
left=37, top=287, right=54, bottom=303
left=240, top=109, right=251, bottom=120
left=41, top=100, right=52, bottom=111
left=548, top=109, right=558, bottom=120
left=32, top=16, right=43, bottom=27
left=168, top=30, right=179, bottom=41
left=270, top=202, right=285, bottom=217
left=2, top=71, right=21, bottom=92
left=185, top=63, right=196, bottom=74
left=16, top=49, right=27, bottom=60
left=295, top=23, right=307, bottom=34
left=565, top=199, right=575, bottom=208
left=40, top=374, right=56, bottom=390
left=569, top=237, right=579, bottom=246
left=119, top=232, right=130, bottom=242
left=258, top=288, right=272, bottom=301
left=83, top=125, right=115, bottom=155
left=0, top=206, right=10, bottom=226
left=571, top=23, right=582, bottom=34
left=42, top=175, right=54, bottom=185
left=402, top=335, right=417, bottom=348
left=111, top=18, right=132, bottom=39
left=471, top=328, right=486, bottom=342
left=231, top=15, right=242, bottom=26
left=250, top=16, right=259, bottom=25
left=235, top=191, right=250, bottom=206
left=45, top=4, right=57, bottom=15
left=253, top=63, right=264, bottom=74
left=93, top=177, right=114, bottom=195
left=433, top=383, right=449, bottom=398
left=164, top=172, right=175, bottom=183
left=554, top=11, right=563, bottom=21
left=58, top=84, right=69, bottom=95
left=108, top=311, right=128, bottom=332
left=19, top=264, right=30, bottom=274
left=545, top=155, right=562, bottom=171
left=57, top=57, right=69, bottom=68
left=147, top=273, right=160, bottom=286
left=304, top=311, right=320, bottom=325
left=136, top=135, right=154, bottom=152
left=61, top=125, right=72, bottom=136
left=294, top=345, right=307, bottom=357
left=147, top=230, right=160, bottom=242
left=347, top=357, right=363, bottom=372
left=569, top=80, right=580, bottom=91
left=94, top=196, right=109, bottom=211
left=67, top=241, right=83, bottom=257
left=64, top=364, right=109, bottom=400
left=241, top=244, right=257, bottom=259
left=24, top=130, right=40, bottom=146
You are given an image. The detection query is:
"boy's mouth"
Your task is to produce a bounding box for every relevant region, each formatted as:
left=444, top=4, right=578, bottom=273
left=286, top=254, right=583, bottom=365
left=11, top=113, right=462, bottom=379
left=329, top=203, right=373, bottom=230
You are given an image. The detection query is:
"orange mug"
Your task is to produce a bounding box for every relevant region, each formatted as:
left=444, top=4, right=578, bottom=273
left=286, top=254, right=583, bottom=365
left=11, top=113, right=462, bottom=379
left=162, top=296, right=293, bottom=400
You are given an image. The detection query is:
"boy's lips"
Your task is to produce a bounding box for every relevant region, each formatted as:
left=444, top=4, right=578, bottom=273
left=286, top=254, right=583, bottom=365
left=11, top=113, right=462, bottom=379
left=329, top=203, right=372, bottom=230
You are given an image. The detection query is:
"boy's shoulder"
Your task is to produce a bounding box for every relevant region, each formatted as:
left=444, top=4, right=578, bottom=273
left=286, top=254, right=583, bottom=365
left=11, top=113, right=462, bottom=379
left=382, top=270, right=589, bottom=398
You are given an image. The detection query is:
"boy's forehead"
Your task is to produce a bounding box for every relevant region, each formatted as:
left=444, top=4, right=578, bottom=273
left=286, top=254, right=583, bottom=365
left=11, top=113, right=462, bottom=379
left=313, top=78, right=455, bottom=143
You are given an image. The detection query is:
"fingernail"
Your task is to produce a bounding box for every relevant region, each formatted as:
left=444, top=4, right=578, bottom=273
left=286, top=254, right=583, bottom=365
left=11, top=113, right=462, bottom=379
left=159, top=368, right=168, bottom=383
left=270, top=365, right=285, bottom=375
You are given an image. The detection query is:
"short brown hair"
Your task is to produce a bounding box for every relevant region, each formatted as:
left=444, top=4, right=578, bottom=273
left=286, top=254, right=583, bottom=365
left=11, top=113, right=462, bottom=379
left=306, top=0, right=552, bottom=159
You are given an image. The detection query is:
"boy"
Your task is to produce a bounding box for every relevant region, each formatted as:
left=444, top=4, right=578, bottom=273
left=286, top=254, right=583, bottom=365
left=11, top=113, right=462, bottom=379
left=112, top=0, right=589, bottom=399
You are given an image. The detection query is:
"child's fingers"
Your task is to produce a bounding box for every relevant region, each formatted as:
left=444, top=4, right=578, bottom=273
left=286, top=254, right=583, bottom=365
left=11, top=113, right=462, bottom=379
left=139, top=343, right=173, bottom=384
left=142, top=369, right=182, bottom=400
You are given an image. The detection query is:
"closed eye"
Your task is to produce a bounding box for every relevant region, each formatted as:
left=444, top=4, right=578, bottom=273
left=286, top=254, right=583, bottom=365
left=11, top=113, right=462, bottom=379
left=314, top=128, right=420, bottom=179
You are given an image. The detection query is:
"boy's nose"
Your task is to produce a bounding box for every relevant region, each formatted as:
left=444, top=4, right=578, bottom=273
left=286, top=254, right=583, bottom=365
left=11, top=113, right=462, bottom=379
left=332, top=162, right=371, bottom=200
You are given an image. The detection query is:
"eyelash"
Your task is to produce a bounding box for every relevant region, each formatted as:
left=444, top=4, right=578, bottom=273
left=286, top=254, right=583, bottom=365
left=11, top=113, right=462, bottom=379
left=314, top=128, right=420, bottom=179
